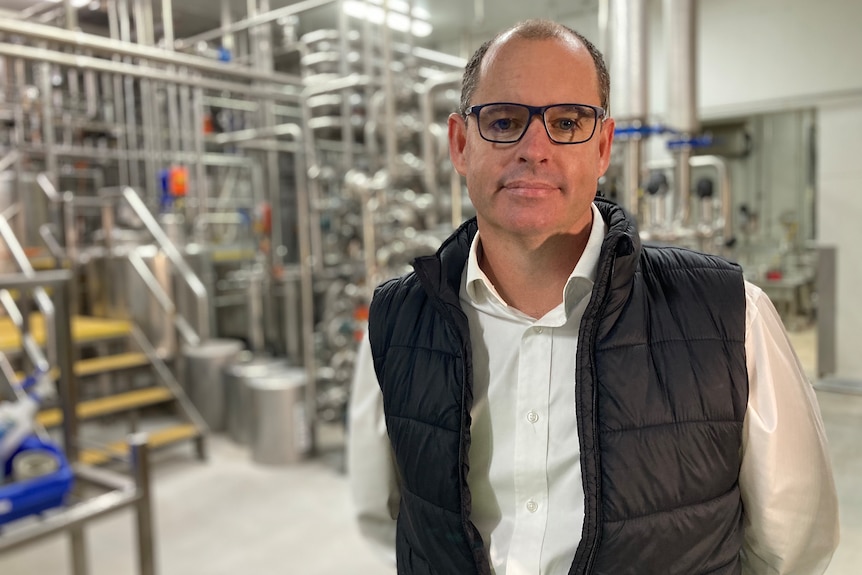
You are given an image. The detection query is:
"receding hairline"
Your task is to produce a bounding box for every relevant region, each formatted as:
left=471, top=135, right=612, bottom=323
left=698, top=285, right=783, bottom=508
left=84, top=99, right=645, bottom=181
left=459, top=19, right=610, bottom=114
left=484, top=31, right=595, bottom=78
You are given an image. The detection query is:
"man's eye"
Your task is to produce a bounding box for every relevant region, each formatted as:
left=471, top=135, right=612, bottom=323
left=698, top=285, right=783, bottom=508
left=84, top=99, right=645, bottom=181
left=490, top=118, right=514, bottom=131
left=556, top=118, right=579, bottom=131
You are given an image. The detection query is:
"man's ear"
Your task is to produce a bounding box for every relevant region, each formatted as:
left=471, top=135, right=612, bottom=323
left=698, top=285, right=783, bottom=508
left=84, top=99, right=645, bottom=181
left=448, top=112, right=468, bottom=177
left=597, top=116, right=615, bottom=177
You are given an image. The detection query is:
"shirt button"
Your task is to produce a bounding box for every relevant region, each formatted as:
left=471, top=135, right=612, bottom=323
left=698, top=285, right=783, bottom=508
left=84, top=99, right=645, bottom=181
left=534, top=327, right=543, bottom=334
left=526, top=500, right=539, bottom=513
left=527, top=411, right=539, bottom=424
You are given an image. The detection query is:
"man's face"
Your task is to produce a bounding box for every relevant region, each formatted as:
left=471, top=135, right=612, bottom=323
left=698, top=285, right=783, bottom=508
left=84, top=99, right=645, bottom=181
left=448, top=37, right=615, bottom=241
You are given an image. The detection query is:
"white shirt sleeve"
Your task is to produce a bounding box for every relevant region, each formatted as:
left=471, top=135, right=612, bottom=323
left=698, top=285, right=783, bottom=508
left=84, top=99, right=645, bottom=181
left=739, top=282, right=840, bottom=574
left=347, top=332, right=399, bottom=565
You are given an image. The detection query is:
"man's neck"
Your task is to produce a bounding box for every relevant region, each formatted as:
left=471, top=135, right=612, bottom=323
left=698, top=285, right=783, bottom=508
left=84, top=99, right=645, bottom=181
left=477, top=219, right=593, bottom=319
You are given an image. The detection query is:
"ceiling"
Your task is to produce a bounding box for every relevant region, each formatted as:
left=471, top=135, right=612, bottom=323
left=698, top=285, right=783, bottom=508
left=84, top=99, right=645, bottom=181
left=0, top=0, right=599, bottom=56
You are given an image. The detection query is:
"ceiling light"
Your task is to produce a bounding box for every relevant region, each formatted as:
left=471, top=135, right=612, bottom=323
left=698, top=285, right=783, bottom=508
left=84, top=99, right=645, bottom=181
left=343, top=0, right=433, bottom=38
left=45, top=0, right=91, bottom=7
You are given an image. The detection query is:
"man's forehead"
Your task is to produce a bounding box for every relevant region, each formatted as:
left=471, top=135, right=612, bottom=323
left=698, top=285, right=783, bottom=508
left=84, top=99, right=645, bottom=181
left=485, top=33, right=586, bottom=65
left=476, top=35, right=596, bottom=96
left=480, top=31, right=592, bottom=75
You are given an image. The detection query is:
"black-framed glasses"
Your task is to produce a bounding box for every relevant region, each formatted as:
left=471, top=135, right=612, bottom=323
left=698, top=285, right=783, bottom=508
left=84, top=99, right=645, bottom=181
left=464, top=102, right=606, bottom=145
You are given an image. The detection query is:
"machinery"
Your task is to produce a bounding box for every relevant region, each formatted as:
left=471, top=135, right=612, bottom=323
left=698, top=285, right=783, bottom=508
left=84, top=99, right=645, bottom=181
left=0, top=0, right=467, bottom=460
left=600, top=0, right=817, bottom=326
left=0, top=1, right=819, bottom=462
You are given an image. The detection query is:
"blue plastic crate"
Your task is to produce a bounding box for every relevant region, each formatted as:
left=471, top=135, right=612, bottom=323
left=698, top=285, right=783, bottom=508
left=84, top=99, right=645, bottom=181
left=0, top=435, right=74, bottom=526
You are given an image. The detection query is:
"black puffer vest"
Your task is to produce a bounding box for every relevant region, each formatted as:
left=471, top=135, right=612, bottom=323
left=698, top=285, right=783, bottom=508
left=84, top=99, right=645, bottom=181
left=368, top=198, right=748, bottom=575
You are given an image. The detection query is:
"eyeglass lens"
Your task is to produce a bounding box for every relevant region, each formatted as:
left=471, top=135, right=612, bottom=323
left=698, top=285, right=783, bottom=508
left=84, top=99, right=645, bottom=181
left=478, top=104, right=598, bottom=143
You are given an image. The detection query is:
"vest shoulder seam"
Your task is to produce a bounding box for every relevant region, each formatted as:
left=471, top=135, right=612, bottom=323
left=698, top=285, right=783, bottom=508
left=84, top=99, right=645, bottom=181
left=382, top=344, right=460, bottom=358
left=603, top=485, right=739, bottom=525
left=599, top=337, right=745, bottom=351
left=388, top=413, right=459, bottom=434
left=602, top=419, right=743, bottom=435
left=638, top=265, right=739, bottom=274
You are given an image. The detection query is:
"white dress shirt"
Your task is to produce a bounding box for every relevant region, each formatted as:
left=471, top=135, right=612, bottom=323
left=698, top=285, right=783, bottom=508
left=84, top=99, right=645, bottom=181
left=348, top=203, right=839, bottom=574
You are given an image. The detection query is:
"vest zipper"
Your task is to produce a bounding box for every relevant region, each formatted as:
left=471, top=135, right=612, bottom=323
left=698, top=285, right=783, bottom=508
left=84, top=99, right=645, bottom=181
left=583, top=252, right=617, bottom=574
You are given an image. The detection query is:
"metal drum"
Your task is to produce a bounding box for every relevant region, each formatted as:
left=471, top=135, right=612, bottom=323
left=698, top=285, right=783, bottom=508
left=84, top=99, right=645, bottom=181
left=247, top=368, right=309, bottom=465
left=222, top=355, right=289, bottom=445
left=182, top=338, right=243, bottom=431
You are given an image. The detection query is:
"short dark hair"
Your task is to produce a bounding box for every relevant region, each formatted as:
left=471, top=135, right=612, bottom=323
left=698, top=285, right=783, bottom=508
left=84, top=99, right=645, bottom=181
left=459, top=19, right=610, bottom=116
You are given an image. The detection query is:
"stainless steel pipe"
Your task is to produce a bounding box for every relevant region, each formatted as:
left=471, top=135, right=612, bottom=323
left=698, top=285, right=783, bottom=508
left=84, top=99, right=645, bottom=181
left=0, top=43, right=303, bottom=103
left=664, top=0, right=699, bottom=227
left=0, top=17, right=303, bottom=86
left=607, top=0, right=648, bottom=215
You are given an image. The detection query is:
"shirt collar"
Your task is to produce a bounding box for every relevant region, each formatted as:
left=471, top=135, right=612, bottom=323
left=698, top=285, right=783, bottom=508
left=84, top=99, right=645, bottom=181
left=465, top=202, right=607, bottom=314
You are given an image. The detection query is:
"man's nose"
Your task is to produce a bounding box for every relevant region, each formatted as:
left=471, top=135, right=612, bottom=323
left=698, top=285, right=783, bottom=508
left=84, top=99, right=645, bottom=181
left=518, top=113, right=554, bottom=162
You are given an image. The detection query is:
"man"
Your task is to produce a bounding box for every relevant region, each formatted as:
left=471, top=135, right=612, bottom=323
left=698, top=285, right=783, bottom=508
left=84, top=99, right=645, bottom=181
left=348, top=19, right=839, bottom=575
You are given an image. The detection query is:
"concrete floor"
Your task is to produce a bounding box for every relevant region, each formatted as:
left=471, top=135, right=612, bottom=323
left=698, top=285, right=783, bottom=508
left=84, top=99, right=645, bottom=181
left=0, top=328, right=860, bottom=574
left=0, top=430, right=393, bottom=575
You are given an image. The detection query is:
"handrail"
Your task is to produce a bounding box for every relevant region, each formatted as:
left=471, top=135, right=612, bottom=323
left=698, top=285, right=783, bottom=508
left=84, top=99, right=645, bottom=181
left=0, top=269, right=78, bottom=466
left=38, top=174, right=209, bottom=346
left=36, top=172, right=62, bottom=203
left=104, top=187, right=211, bottom=340
left=0, top=290, right=49, bottom=373
left=0, top=149, right=18, bottom=173
left=129, top=324, right=209, bottom=436
left=38, top=224, right=66, bottom=263
left=0, top=213, right=56, bottom=368
left=0, top=351, right=51, bottom=442
left=127, top=249, right=201, bottom=347
left=36, top=173, right=66, bottom=258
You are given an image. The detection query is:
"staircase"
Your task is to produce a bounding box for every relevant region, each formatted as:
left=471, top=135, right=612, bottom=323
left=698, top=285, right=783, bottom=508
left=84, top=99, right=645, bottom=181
left=0, top=311, right=208, bottom=465
left=0, top=183, right=216, bottom=466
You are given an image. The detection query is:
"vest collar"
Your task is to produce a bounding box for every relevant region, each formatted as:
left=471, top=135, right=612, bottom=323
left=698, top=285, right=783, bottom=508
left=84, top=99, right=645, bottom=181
left=411, top=197, right=641, bottom=305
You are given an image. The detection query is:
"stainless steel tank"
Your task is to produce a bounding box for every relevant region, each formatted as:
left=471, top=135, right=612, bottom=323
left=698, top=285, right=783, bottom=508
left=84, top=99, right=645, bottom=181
left=247, top=367, right=309, bottom=465
left=182, top=338, right=243, bottom=431
left=222, top=354, right=289, bottom=445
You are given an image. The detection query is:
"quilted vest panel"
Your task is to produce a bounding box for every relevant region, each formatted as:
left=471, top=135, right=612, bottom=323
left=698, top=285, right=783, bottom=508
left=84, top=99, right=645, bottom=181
left=369, top=200, right=748, bottom=575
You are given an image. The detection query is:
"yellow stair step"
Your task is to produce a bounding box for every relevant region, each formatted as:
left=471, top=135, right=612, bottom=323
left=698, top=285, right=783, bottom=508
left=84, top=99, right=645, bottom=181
left=74, top=352, right=150, bottom=377
left=13, top=352, right=150, bottom=383
left=0, top=314, right=134, bottom=353
left=211, top=248, right=255, bottom=263
left=79, top=424, right=199, bottom=466
left=37, top=387, right=175, bottom=428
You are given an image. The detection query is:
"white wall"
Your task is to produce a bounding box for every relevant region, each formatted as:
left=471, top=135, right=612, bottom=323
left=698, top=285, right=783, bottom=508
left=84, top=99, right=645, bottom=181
left=696, top=0, right=862, bottom=118
left=817, top=102, right=862, bottom=380
left=636, top=0, right=862, bottom=120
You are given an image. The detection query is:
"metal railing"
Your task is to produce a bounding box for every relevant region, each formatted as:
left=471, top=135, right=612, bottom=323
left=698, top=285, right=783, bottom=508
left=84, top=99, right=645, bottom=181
left=0, top=210, right=56, bottom=370
left=0, top=270, right=157, bottom=575
left=115, top=186, right=211, bottom=342
left=36, top=176, right=211, bottom=345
